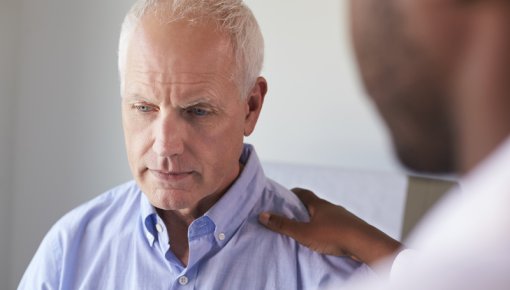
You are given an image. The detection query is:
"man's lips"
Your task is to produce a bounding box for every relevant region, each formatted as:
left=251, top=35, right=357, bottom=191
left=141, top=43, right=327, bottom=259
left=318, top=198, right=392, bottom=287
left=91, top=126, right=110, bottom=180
left=149, top=169, right=194, bottom=181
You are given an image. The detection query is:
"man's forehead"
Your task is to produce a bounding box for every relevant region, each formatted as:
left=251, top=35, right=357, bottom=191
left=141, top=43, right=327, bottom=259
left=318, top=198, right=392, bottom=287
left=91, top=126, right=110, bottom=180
left=123, top=69, right=237, bottom=105
left=124, top=63, right=237, bottom=94
left=124, top=71, right=229, bottom=91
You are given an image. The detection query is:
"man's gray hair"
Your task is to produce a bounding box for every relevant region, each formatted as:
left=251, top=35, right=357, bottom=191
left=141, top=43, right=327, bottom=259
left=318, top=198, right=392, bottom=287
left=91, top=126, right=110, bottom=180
left=118, top=0, right=264, bottom=97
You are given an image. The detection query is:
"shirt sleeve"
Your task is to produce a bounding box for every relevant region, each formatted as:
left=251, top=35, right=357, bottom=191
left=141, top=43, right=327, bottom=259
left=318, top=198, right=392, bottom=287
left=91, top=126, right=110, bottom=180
left=17, top=226, right=62, bottom=290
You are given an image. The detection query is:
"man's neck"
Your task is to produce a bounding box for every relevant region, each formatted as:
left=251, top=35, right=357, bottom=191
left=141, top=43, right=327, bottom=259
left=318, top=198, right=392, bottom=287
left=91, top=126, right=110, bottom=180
left=156, top=162, right=245, bottom=266
left=156, top=210, right=194, bottom=266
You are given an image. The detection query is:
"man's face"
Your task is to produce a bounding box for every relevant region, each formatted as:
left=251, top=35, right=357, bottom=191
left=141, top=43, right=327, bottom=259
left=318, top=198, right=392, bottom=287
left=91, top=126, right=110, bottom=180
left=350, top=0, right=463, bottom=173
left=121, top=15, right=261, bottom=213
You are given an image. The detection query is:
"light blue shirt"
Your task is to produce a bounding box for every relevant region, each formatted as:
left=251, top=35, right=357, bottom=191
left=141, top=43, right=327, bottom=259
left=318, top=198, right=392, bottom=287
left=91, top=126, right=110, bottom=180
left=19, top=144, right=368, bottom=290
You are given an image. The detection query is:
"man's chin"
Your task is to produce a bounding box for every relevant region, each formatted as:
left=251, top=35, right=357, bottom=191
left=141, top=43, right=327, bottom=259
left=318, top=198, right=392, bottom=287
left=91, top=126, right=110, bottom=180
left=144, top=187, right=194, bottom=211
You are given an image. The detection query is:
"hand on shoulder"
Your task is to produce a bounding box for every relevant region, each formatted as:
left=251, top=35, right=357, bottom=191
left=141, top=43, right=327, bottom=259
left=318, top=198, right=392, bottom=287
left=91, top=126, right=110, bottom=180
left=259, top=188, right=402, bottom=266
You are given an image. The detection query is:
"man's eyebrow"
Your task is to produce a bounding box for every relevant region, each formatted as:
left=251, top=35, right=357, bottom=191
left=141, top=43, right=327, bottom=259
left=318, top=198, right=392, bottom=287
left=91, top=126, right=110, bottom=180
left=178, top=98, right=218, bottom=109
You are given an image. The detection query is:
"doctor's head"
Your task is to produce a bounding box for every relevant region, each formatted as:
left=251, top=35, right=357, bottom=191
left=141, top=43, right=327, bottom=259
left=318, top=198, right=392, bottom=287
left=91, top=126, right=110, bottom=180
left=349, top=0, right=465, bottom=173
left=350, top=0, right=510, bottom=174
left=117, top=0, right=267, bottom=216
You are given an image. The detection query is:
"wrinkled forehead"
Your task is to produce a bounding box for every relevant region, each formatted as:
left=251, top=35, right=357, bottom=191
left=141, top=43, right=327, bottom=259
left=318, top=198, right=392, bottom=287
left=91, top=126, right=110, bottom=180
left=122, top=14, right=240, bottom=99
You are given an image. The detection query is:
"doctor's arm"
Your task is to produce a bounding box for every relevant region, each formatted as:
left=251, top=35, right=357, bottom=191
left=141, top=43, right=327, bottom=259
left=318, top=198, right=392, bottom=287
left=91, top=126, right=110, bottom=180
left=258, top=188, right=402, bottom=267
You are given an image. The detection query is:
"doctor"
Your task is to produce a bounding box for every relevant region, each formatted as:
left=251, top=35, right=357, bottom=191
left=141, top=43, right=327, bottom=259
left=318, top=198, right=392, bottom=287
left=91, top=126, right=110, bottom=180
left=259, top=0, right=510, bottom=289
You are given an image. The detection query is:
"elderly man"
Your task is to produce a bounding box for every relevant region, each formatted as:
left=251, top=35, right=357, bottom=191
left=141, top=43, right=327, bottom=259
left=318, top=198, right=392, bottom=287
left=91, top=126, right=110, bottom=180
left=18, top=0, right=371, bottom=289
left=260, top=0, right=510, bottom=289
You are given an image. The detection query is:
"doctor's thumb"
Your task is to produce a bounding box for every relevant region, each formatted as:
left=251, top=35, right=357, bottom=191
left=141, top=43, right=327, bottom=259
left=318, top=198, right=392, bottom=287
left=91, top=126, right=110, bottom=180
left=258, top=212, right=305, bottom=241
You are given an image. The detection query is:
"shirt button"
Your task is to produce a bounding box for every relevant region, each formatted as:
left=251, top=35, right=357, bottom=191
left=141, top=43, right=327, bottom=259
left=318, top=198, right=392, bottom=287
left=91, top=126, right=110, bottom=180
left=178, top=276, right=189, bottom=285
left=155, top=223, right=163, bottom=233
left=218, top=233, right=226, bottom=241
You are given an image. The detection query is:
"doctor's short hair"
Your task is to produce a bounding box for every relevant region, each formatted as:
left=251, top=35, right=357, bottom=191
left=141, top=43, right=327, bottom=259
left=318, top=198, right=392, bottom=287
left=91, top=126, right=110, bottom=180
left=118, top=0, right=264, bottom=98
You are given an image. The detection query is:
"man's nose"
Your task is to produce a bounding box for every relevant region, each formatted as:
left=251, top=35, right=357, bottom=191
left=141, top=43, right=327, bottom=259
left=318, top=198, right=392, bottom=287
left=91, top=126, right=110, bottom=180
left=152, top=112, right=185, bottom=157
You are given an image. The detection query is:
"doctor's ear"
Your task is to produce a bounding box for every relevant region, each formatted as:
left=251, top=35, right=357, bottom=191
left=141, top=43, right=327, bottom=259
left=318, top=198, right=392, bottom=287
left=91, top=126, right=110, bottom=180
left=243, top=77, right=268, bottom=136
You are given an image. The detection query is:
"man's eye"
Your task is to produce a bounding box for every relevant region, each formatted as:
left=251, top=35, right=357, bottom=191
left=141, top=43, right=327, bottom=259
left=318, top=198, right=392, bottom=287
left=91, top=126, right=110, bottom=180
left=186, top=107, right=209, bottom=117
left=133, top=104, right=156, bottom=112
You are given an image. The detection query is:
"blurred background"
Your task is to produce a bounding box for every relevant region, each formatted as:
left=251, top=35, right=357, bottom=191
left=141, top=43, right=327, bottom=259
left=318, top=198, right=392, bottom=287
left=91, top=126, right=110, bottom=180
left=0, top=0, right=400, bottom=288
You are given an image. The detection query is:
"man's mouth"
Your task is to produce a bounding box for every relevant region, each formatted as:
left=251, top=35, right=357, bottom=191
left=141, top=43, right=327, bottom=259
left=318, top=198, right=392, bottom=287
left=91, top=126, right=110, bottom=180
left=149, top=169, right=194, bottom=181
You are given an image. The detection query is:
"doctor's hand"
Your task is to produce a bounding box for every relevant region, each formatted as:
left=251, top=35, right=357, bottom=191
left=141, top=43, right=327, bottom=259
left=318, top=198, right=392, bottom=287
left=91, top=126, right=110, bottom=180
left=258, top=188, right=402, bottom=266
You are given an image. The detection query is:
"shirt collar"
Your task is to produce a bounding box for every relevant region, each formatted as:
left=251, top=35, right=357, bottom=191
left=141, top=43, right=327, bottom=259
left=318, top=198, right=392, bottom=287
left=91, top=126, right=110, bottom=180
left=140, top=144, right=266, bottom=248
left=141, top=191, right=158, bottom=247
left=205, top=144, right=266, bottom=247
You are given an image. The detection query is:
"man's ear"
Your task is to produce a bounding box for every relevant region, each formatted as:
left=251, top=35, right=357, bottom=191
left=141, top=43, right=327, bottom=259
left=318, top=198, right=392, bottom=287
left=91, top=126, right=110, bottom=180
left=244, top=77, right=268, bottom=136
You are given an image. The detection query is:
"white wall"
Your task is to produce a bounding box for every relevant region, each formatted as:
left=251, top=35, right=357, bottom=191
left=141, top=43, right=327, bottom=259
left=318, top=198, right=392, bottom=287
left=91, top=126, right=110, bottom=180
left=0, top=0, right=18, bottom=287
left=245, top=0, right=399, bottom=171
left=6, top=0, right=400, bottom=289
left=10, top=1, right=133, bottom=288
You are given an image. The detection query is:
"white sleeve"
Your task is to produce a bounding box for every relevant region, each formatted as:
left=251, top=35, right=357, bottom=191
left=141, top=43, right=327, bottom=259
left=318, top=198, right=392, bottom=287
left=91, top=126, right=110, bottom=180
left=388, top=249, right=419, bottom=281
